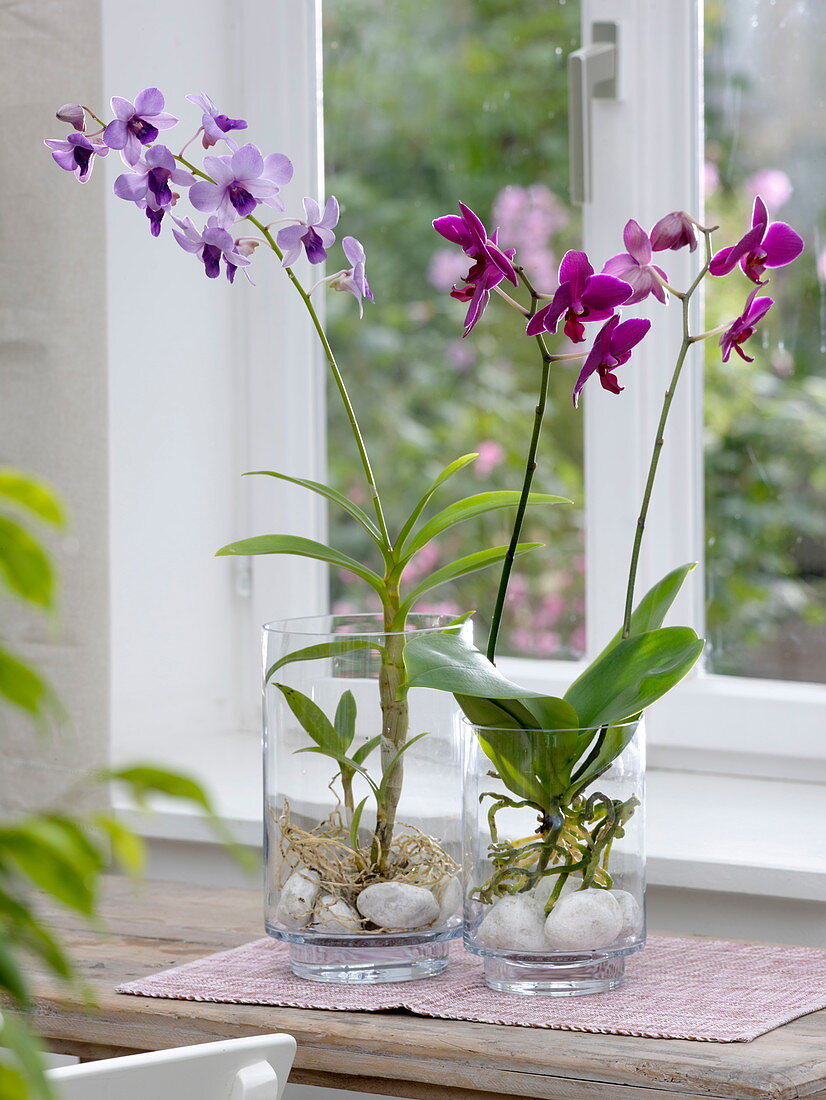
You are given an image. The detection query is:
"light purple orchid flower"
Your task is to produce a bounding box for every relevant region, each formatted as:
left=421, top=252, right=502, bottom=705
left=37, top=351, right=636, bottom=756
left=602, top=220, right=669, bottom=305
left=186, top=91, right=248, bottom=149
left=709, top=196, right=804, bottom=285
left=572, top=314, right=651, bottom=407
left=719, top=288, right=774, bottom=363
left=44, top=131, right=109, bottom=182
left=188, top=143, right=293, bottom=226
left=113, top=145, right=195, bottom=236
left=329, top=236, right=374, bottom=317
left=276, top=196, right=340, bottom=266
left=433, top=202, right=518, bottom=337
left=171, top=215, right=252, bottom=283
left=650, top=211, right=697, bottom=253
left=103, top=88, right=178, bottom=166
left=56, top=103, right=86, bottom=131
left=526, top=250, right=632, bottom=343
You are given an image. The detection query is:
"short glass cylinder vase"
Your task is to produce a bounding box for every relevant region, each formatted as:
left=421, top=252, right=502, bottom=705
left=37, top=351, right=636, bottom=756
left=264, top=613, right=468, bottom=984
left=463, top=718, right=645, bottom=996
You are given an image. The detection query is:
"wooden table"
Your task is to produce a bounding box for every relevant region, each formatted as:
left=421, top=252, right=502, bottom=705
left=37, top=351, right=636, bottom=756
left=28, top=878, right=826, bottom=1100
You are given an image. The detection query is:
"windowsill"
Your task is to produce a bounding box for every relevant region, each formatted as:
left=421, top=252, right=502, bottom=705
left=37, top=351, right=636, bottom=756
left=115, top=764, right=826, bottom=904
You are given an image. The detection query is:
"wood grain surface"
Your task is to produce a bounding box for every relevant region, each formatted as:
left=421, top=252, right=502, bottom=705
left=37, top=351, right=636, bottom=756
left=24, top=878, right=826, bottom=1100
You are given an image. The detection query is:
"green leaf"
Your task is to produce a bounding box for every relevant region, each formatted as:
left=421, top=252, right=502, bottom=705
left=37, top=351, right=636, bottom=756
left=402, top=491, right=568, bottom=557
left=0, top=468, right=65, bottom=527
left=0, top=515, right=55, bottom=608
left=0, top=819, right=100, bottom=915
left=349, top=797, right=369, bottom=850
left=0, top=648, right=51, bottom=719
left=265, top=638, right=382, bottom=684
left=401, top=542, right=542, bottom=612
left=566, top=720, right=641, bottom=798
left=602, top=563, right=697, bottom=654
left=93, top=813, right=146, bottom=877
left=334, top=690, right=357, bottom=754
left=521, top=695, right=580, bottom=730
left=565, top=627, right=705, bottom=728
left=216, top=534, right=385, bottom=595
left=350, top=734, right=382, bottom=766
left=405, top=631, right=543, bottom=698
left=394, top=452, right=479, bottom=551
left=0, top=1061, right=30, bottom=1100
left=453, top=693, right=540, bottom=730
left=474, top=728, right=548, bottom=806
left=0, top=884, right=75, bottom=984
left=244, top=470, right=384, bottom=544
left=0, top=1012, right=57, bottom=1100
left=274, top=684, right=340, bottom=755
left=105, top=766, right=214, bottom=814
left=0, top=938, right=30, bottom=1006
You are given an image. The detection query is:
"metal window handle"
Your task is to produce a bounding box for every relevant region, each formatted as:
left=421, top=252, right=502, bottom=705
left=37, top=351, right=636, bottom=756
left=568, top=22, right=619, bottom=205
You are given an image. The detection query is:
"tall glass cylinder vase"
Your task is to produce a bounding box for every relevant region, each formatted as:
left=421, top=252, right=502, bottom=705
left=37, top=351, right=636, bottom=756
left=463, top=718, right=645, bottom=996
left=264, top=613, right=469, bottom=984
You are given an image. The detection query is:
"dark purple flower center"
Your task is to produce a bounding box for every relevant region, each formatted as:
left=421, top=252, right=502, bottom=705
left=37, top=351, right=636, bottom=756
left=128, top=116, right=159, bottom=145
left=214, top=113, right=247, bottom=133
left=228, top=183, right=257, bottom=217
left=202, top=244, right=223, bottom=278
left=73, top=145, right=93, bottom=175
left=303, top=227, right=326, bottom=264
left=146, top=208, right=165, bottom=237
left=147, top=167, right=172, bottom=206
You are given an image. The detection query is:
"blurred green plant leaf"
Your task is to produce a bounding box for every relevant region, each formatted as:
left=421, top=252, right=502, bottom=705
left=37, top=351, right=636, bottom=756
left=0, top=517, right=55, bottom=608
left=0, top=650, right=51, bottom=720
left=0, top=470, right=65, bottom=528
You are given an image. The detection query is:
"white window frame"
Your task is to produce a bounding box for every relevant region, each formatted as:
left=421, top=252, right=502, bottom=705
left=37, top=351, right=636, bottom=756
left=104, top=0, right=826, bottom=813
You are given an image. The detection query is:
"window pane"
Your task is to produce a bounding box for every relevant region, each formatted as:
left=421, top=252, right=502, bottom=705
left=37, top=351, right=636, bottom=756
left=322, top=0, right=585, bottom=659
left=704, top=0, right=826, bottom=682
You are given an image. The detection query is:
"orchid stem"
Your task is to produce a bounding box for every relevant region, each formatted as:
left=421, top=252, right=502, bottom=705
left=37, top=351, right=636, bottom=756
left=620, top=229, right=714, bottom=638
left=493, top=285, right=530, bottom=316
left=487, top=269, right=552, bottom=662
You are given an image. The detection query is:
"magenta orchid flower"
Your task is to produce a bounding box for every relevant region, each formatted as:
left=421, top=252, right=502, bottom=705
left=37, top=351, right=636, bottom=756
left=719, top=288, right=774, bottom=363
left=329, top=236, right=374, bottom=317
left=44, top=131, right=109, bottom=182
left=650, top=211, right=697, bottom=253
left=602, top=221, right=669, bottom=305
left=526, top=250, right=632, bottom=343
left=171, top=215, right=252, bottom=283
left=572, top=314, right=651, bottom=407
left=186, top=91, right=248, bottom=149
left=189, top=143, right=293, bottom=226
left=433, top=202, right=518, bottom=337
left=103, top=88, right=178, bottom=166
left=276, top=196, right=340, bottom=266
left=113, top=145, right=195, bottom=236
left=709, top=195, right=804, bottom=285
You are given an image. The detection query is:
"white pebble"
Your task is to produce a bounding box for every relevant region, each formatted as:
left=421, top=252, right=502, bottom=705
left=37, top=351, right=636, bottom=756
left=610, top=889, right=643, bottom=938
left=434, top=875, right=463, bottom=923
left=475, top=894, right=548, bottom=953
left=533, top=873, right=580, bottom=911
left=356, top=882, right=440, bottom=929
left=275, top=869, right=320, bottom=930
left=312, top=894, right=362, bottom=933
left=543, top=888, right=622, bottom=951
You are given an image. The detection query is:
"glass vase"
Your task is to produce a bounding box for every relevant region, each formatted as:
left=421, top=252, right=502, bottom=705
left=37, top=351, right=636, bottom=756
left=463, top=718, right=645, bottom=996
left=263, top=613, right=468, bottom=984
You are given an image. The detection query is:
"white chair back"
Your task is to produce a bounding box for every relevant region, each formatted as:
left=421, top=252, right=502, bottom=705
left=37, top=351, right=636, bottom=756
left=47, top=1034, right=297, bottom=1100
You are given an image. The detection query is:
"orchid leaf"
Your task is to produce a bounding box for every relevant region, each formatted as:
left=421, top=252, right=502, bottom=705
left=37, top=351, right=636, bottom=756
left=454, top=692, right=540, bottom=730
left=349, top=797, right=370, bottom=849
left=351, top=734, right=382, bottom=766
left=394, top=452, right=479, bottom=551
left=474, top=728, right=548, bottom=806
left=0, top=468, right=65, bottom=527
left=401, top=542, right=542, bottom=612
left=565, top=626, right=704, bottom=728
left=566, top=719, right=641, bottom=799
left=216, top=535, right=385, bottom=595
left=404, top=630, right=544, bottom=698
left=402, top=491, right=568, bottom=558
left=244, top=470, right=384, bottom=544
left=602, top=563, right=697, bottom=654
left=265, top=638, right=382, bottom=685
left=334, top=690, right=357, bottom=753
left=274, top=683, right=340, bottom=755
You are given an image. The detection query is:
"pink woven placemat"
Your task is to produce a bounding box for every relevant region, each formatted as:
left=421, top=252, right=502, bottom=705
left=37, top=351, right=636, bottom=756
left=116, top=935, right=826, bottom=1042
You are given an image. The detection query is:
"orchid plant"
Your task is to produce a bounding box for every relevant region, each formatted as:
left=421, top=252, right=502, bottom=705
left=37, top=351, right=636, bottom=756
left=403, top=194, right=803, bottom=909
left=45, top=88, right=803, bottom=903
